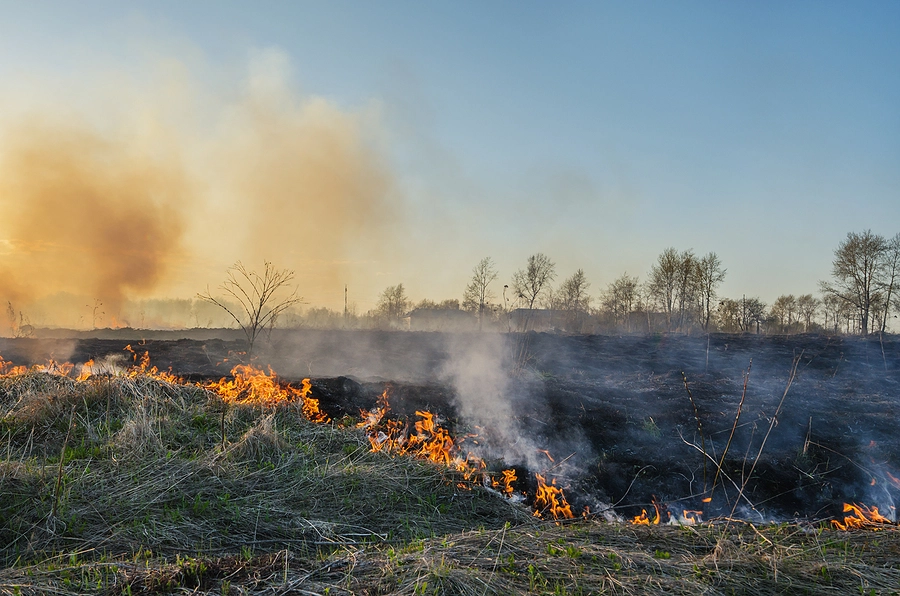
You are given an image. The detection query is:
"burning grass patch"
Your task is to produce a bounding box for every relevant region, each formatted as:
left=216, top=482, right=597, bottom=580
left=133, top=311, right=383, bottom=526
left=1, top=361, right=899, bottom=595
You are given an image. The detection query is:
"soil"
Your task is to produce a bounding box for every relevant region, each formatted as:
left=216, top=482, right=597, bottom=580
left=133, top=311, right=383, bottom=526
left=3, top=329, right=899, bottom=523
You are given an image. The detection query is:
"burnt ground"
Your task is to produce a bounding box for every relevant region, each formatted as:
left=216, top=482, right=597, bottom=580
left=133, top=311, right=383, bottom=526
left=2, top=330, right=899, bottom=524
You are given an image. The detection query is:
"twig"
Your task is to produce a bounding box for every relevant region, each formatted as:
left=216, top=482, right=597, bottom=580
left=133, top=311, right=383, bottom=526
left=682, top=372, right=708, bottom=492
left=729, top=352, right=801, bottom=520
left=707, top=359, right=751, bottom=504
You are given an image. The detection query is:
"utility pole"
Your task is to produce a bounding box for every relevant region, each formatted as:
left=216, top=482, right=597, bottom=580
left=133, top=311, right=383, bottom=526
left=344, top=284, right=348, bottom=327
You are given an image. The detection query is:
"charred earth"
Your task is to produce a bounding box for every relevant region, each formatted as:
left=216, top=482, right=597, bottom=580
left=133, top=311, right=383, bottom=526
left=3, top=330, right=898, bottom=525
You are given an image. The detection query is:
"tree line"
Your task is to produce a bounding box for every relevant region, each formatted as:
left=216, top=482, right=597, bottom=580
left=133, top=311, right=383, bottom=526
left=366, top=230, right=900, bottom=336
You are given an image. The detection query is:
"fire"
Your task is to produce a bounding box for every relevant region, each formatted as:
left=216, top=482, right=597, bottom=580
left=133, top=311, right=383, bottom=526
left=1, top=349, right=577, bottom=520
left=201, top=365, right=329, bottom=422
left=357, top=388, right=574, bottom=519
left=532, top=473, right=574, bottom=519
left=124, top=345, right=181, bottom=383
left=682, top=509, right=704, bottom=524
left=76, top=359, right=95, bottom=382
left=299, top=377, right=330, bottom=423
left=632, top=499, right=663, bottom=525
left=831, top=503, right=894, bottom=531
left=492, top=468, right=517, bottom=496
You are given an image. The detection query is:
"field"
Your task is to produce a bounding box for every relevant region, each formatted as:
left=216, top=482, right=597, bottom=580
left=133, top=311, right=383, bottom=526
left=1, top=330, right=899, bottom=594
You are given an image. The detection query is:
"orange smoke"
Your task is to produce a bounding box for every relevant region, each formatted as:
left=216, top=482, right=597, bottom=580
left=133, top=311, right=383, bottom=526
left=0, top=117, right=188, bottom=318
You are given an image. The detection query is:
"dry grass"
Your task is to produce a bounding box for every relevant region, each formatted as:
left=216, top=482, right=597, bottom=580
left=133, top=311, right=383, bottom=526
left=1, top=370, right=899, bottom=595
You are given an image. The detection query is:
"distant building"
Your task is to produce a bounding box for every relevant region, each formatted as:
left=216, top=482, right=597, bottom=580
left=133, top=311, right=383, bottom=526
left=507, top=308, right=568, bottom=332
left=404, top=308, right=476, bottom=332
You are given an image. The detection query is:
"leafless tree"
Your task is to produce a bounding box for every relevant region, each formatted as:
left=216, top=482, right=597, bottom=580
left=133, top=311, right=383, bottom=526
left=647, top=248, right=680, bottom=328
left=744, top=297, right=768, bottom=334
left=877, top=233, right=900, bottom=333
left=674, top=250, right=698, bottom=331
left=558, top=269, right=592, bottom=333
left=697, top=252, right=726, bottom=331
left=769, top=294, right=798, bottom=333
left=376, top=284, right=409, bottom=323
left=511, top=253, right=556, bottom=330
left=648, top=248, right=698, bottom=331
left=198, top=261, right=302, bottom=356
left=796, top=294, right=820, bottom=332
left=820, top=230, right=888, bottom=335
left=462, top=257, right=499, bottom=330
left=716, top=298, right=742, bottom=332
left=602, top=273, right=639, bottom=331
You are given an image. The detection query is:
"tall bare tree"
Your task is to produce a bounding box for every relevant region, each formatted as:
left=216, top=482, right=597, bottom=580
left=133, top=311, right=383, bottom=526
left=558, top=269, right=592, bottom=333
left=198, top=261, right=302, bottom=357
left=697, top=252, right=726, bottom=331
left=462, top=257, right=499, bottom=331
left=796, top=294, right=820, bottom=332
left=648, top=248, right=699, bottom=331
left=376, top=284, right=410, bottom=323
left=511, top=253, right=556, bottom=330
left=878, top=233, right=900, bottom=333
left=769, top=294, right=798, bottom=333
left=820, top=230, right=887, bottom=335
left=647, top=248, right=680, bottom=329
left=602, top=273, right=639, bottom=331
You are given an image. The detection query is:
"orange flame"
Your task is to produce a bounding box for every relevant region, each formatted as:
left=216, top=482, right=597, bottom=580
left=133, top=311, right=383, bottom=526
left=831, top=503, right=894, bottom=531
left=76, top=359, right=95, bottom=382
left=492, top=468, right=517, bottom=496
left=632, top=499, right=664, bottom=525
left=532, top=473, right=574, bottom=520
left=299, top=378, right=330, bottom=423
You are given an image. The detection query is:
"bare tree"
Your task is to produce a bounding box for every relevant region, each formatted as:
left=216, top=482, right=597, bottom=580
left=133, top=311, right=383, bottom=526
left=376, top=284, right=409, bottom=324
left=648, top=248, right=698, bottom=331
left=697, top=252, right=726, bottom=331
left=674, top=250, right=698, bottom=331
left=511, top=253, right=556, bottom=331
left=198, top=261, right=302, bottom=356
left=647, top=248, right=680, bottom=328
left=769, top=294, right=798, bottom=333
left=716, top=298, right=742, bottom=332
left=796, top=294, right=820, bottom=332
left=820, top=230, right=887, bottom=335
left=602, top=273, right=638, bottom=331
left=878, top=233, right=900, bottom=333
left=462, top=257, right=499, bottom=331
left=558, top=269, right=592, bottom=333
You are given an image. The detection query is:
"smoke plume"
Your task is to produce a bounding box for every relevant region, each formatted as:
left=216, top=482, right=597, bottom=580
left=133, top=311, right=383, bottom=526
left=0, top=116, right=188, bottom=317
left=0, top=48, right=399, bottom=328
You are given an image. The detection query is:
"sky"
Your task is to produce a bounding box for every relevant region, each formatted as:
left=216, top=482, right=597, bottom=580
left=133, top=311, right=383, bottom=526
left=0, top=1, right=898, bottom=325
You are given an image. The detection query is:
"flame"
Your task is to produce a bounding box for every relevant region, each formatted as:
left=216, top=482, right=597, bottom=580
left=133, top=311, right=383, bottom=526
left=682, top=509, right=704, bottom=524
left=357, top=388, right=573, bottom=519
left=532, top=473, right=574, bottom=519
left=886, top=471, right=900, bottom=489
left=119, top=344, right=180, bottom=383
left=0, top=350, right=575, bottom=520
left=632, top=499, right=663, bottom=525
left=492, top=468, right=517, bottom=496
left=76, top=359, right=94, bottom=382
left=831, top=503, right=894, bottom=531
left=299, top=377, right=330, bottom=423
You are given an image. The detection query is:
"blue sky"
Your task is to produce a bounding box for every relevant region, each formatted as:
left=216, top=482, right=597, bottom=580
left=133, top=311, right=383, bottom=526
left=1, top=1, right=898, bottom=316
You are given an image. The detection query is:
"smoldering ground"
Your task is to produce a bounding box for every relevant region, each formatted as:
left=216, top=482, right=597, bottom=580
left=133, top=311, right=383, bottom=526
left=1, top=329, right=898, bottom=520
left=260, top=329, right=900, bottom=521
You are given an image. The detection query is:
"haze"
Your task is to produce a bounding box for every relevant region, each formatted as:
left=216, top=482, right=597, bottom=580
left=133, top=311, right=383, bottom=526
left=1, top=1, right=898, bottom=327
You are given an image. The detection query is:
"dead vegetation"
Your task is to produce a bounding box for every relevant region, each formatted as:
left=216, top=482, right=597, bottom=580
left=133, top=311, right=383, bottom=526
left=1, top=369, right=899, bottom=595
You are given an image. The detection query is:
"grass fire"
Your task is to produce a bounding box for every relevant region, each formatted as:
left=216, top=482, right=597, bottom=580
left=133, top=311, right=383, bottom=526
left=2, top=331, right=900, bottom=594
